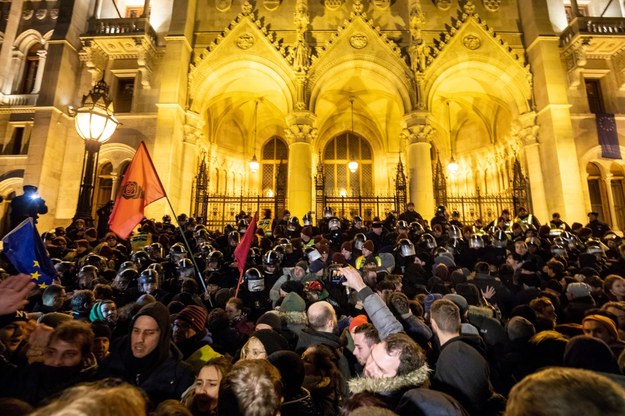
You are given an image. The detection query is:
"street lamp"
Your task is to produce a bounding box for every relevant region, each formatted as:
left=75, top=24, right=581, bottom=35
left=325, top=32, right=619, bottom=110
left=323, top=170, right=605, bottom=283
left=72, top=78, right=119, bottom=223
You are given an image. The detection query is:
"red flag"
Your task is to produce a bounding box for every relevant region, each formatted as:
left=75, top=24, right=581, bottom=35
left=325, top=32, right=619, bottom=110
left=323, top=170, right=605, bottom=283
left=108, top=142, right=166, bottom=239
left=234, top=212, right=258, bottom=277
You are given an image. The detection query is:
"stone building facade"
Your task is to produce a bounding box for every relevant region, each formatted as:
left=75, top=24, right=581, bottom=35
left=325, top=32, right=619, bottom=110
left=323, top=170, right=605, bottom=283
left=0, top=0, right=623, bottom=234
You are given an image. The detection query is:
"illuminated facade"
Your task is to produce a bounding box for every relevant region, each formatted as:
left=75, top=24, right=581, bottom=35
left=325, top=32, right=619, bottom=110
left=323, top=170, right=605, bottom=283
left=0, top=0, right=624, bottom=233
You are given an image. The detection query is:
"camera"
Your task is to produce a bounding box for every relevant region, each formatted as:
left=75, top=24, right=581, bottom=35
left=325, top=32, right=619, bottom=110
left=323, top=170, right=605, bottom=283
left=327, top=264, right=345, bottom=285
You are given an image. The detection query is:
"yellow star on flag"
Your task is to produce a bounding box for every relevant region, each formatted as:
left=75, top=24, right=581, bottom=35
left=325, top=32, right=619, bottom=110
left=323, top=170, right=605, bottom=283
left=33, top=260, right=40, bottom=268
left=38, top=282, right=48, bottom=289
left=31, top=270, right=40, bottom=281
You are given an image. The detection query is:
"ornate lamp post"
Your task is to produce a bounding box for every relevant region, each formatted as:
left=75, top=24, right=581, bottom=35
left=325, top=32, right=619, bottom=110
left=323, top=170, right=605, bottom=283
left=72, top=79, right=119, bottom=223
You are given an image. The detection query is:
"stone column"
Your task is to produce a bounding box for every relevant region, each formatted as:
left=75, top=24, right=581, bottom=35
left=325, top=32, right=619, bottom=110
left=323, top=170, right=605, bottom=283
left=285, top=112, right=316, bottom=218
left=603, top=174, right=618, bottom=229
left=0, top=0, right=24, bottom=94
left=402, top=112, right=435, bottom=217
left=31, top=49, right=47, bottom=94
left=518, top=113, right=547, bottom=220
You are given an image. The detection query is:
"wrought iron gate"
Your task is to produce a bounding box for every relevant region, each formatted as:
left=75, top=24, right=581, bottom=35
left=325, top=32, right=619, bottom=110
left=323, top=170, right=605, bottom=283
left=191, top=157, right=286, bottom=229
left=434, top=156, right=532, bottom=226
left=315, top=156, right=407, bottom=221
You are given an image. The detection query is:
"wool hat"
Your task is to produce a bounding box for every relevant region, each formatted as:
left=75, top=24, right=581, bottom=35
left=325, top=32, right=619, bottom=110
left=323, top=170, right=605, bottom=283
left=85, top=228, right=98, bottom=239
left=295, top=260, right=309, bottom=271
left=75, top=239, right=90, bottom=249
left=434, top=254, right=456, bottom=268
left=506, top=316, right=536, bottom=341
left=567, top=282, right=592, bottom=299
left=252, top=329, right=289, bottom=355
left=317, top=243, right=330, bottom=255
left=89, top=300, right=113, bottom=322
left=175, top=305, right=208, bottom=333
left=341, top=241, right=353, bottom=252
left=349, top=314, right=369, bottom=333
left=91, top=321, right=112, bottom=339
left=563, top=335, right=620, bottom=374
left=332, top=253, right=347, bottom=265
left=583, top=314, right=619, bottom=341
left=372, top=221, right=383, bottom=228
left=280, top=292, right=306, bottom=313
left=363, top=240, right=375, bottom=252
left=443, top=294, right=469, bottom=315
left=280, top=280, right=304, bottom=295
left=256, top=311, right=282, bottom=331
left=309, top=259, right=325, bottom=274
left=268, top=350, right=305, bottom=397
left=301, top=226, right=313, bottom=237
left=424, top=293, right=443, bottom=313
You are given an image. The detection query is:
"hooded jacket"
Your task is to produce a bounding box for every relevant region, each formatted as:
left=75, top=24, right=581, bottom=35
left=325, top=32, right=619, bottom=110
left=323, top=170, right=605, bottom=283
left=98, top=302, right=195, bottom=408
left=432, top=335, right=504, bottom=416
left=348, top=364, right=431, bottom=410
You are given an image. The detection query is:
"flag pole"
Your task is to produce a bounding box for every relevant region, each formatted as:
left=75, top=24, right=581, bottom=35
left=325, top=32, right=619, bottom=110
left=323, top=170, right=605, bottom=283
left=163, top=197, right=212, bottom=305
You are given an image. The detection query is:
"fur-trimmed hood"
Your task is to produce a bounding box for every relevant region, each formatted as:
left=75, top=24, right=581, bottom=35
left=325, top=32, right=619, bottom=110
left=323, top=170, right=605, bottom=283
left=280, top=310, right=308, bottom=325
left=348, top=363, right=430, bottom=394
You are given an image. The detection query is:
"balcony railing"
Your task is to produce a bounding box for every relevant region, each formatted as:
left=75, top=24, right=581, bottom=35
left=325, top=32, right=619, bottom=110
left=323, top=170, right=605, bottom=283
left=83, top=17, right=157, bottom=46
left=561, top=16, right=625, bottom=47
left=0, top=94, right=38, bottom=107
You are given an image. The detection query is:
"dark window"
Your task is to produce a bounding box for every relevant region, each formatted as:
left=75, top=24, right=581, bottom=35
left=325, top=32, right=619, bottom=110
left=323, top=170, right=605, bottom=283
left=115, top=78, right=135, bottom=113
left=3, top=126, right=30, bottom=155
left=585, top=79, right=605, bottom=114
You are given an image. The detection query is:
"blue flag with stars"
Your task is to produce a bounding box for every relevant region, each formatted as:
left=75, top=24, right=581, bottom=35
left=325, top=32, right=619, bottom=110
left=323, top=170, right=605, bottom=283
left=2, top=218, right=56, bottom=289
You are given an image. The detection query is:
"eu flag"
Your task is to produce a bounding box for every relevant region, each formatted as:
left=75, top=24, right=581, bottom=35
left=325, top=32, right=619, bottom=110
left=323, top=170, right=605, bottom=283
left=2, top=218, right=56, bottom=289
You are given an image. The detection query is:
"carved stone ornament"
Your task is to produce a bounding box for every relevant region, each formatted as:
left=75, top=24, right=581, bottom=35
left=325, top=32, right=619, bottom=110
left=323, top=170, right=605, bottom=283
left=435, top=0, right=452, bottom=11
left=35, top=8, right=47, bottom=20
left=236, top=33, right=256, bottom=49
left=324, top=0, right=343, bottom=11
left=482, top=0, right=501, bottom=12
left=216, top=0, right=232, bottom=12
left=264, top=0, right=280, bottom=11
left=23, top=9, right=34, bottom=20
left=373, top=0, right=391, bottom=9
left=350, top=33, right=368, bottom=49
left=463, top=34, right=481, bottom=50
left=50, top=9, right=59, bottom=20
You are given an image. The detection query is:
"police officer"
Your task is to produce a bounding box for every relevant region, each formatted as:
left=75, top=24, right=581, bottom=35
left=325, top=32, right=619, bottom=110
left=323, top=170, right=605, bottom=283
left=9, top=185, right=48, bottom=229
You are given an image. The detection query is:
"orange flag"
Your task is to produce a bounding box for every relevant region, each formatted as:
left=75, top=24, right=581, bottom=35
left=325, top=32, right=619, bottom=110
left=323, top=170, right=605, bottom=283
left=108, top=142, right=166, bottom=239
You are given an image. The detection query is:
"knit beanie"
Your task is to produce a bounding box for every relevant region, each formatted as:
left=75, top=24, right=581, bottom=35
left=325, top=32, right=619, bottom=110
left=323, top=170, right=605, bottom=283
left=563, top=335, right=620, bottom=374
left=309, top=259, right=325, bottom=274
left=332, top=253, right=347, bottom=265
left=0, top=310, right=29, bottom=328
left=341, top=241, right=353, bottom=252
left=91, top=321, right=112, bottom=339
left=363, top=240, right=375, bottom=252
left=349, top=315, right=369, bottom=333
left=268, top=350, right=305, bottom=397
left=295, top=260, right=309, bottom=271
left=280, top=292, right=306, bottom=313
left=175, top=305, right=208, bottom=333
left=443, top=294, right=469, bottom=315
left=583, top=314, right=619, bottom=341
left=424, top=293, right=443, bottom=313
left=256, top=311, right=282, bottom=331
left=301, top=226, right=313, bottom=237
left=567, top=282, right=592, bottom=299
left=252, top=329, right=289, bottom=355
left=89, top=300, right=114, bottom=322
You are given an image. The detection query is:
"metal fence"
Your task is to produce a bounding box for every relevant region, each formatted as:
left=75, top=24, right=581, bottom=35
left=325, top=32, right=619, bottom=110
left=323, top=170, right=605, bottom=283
left=446, top=189, right=517, bottom=225
left=319, top=195, right=402, bottom=221
left=195, top=195, right=281, bottom=229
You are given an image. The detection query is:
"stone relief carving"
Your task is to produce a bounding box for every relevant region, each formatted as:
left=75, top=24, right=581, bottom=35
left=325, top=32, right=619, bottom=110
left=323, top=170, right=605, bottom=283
left=216, top=0, right=232, bottom=12
left=463, top=34, right=481, bottom=50
left=324, top=0, right=343, bottom=11
left=482, top=0, right=501, bottom=12
left=350, top=33, right=368, bottom=49
left=236, top=33, right=256, bottom=49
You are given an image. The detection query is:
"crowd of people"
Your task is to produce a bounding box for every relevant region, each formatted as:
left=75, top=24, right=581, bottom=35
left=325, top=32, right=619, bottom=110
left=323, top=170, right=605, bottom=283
left=1, top=202, right=625, bottom=415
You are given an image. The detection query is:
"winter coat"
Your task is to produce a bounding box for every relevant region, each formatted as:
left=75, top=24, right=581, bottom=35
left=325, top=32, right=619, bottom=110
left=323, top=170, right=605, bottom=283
left=357, top=286, right=404, bottom=339
left=432, top=336, right=505, bottom=416
left=396, top=388, right=470, bottom=416
left=280, top=387, right=322, bottom=416
left=348, top=364, right=430, bottom=410
left=296, top=327, right=351, bottom=379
